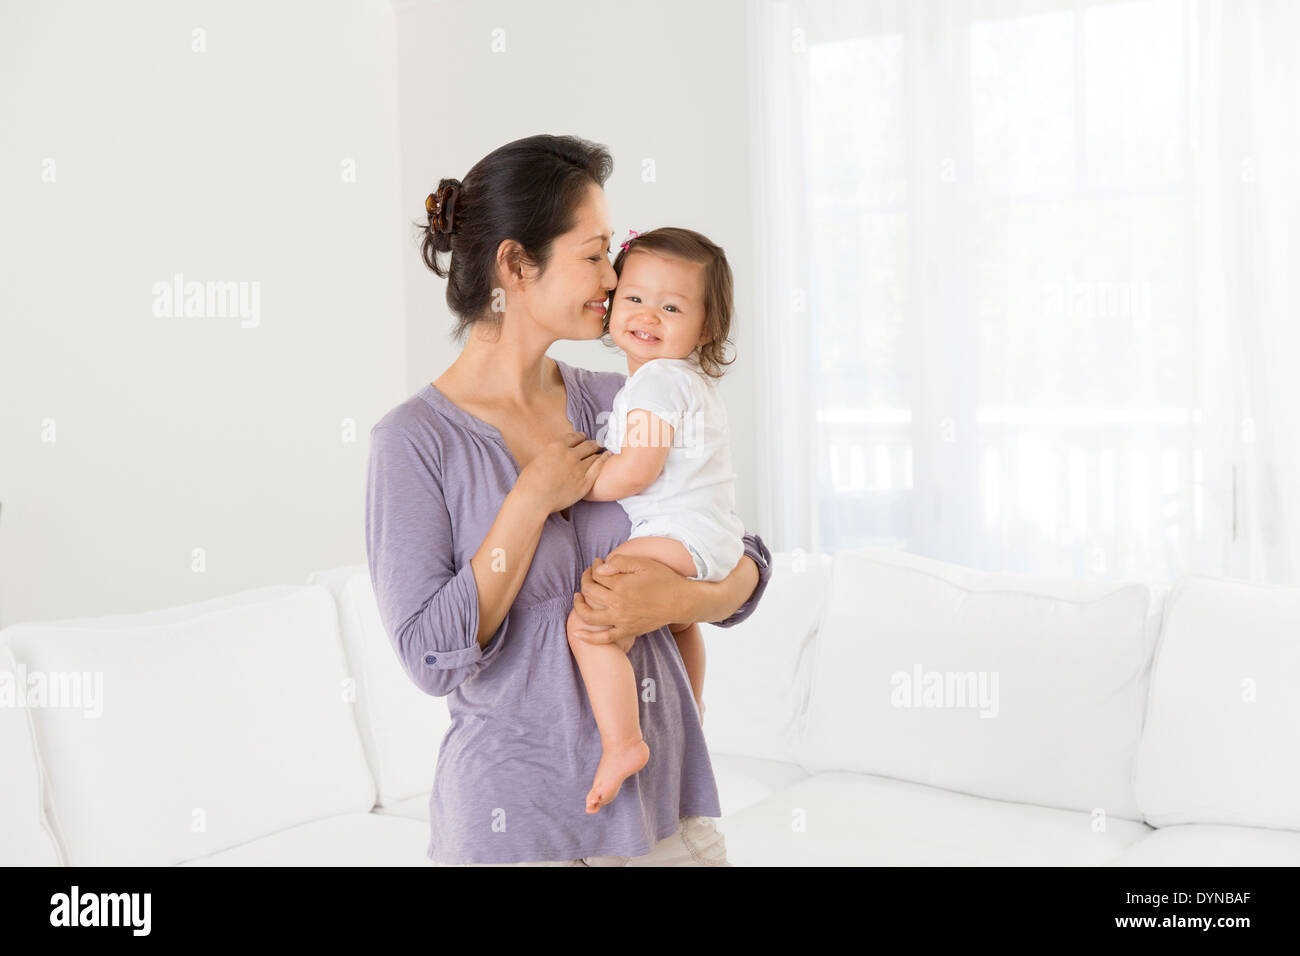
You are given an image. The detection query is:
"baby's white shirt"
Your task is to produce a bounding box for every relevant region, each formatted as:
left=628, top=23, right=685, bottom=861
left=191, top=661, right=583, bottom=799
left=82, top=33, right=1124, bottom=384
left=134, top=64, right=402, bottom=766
left=602, top=358, right=745, bottom=559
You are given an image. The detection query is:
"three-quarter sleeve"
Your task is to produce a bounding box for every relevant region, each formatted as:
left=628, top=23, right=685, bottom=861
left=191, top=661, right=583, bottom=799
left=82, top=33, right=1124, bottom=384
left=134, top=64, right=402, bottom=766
left=365, top=424, right=509, bottom=697
left=708, top=532, right=773, bottom=628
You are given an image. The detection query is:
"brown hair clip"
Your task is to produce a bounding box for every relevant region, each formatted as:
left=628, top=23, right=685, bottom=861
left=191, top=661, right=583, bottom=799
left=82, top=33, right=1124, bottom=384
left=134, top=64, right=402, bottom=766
left=426, top=183, right=460, bottom=235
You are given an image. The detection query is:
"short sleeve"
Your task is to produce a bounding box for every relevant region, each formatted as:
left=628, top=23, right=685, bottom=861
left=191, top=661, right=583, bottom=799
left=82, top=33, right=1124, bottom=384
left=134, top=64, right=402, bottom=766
left=621, top=360, right=699, bottom=428
left=364, top=424, right=509, bottom=697
left=709, top=532, right=773, bottom=628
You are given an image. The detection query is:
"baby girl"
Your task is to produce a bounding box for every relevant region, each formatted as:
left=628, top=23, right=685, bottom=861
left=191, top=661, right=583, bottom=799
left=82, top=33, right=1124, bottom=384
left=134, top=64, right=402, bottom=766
left=567, top=226, right=746, bottom=814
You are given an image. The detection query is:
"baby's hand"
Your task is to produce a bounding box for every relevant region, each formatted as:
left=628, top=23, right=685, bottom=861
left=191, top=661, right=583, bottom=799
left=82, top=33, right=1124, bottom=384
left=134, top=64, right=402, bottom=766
left=582, top=448, right=618, bottom=501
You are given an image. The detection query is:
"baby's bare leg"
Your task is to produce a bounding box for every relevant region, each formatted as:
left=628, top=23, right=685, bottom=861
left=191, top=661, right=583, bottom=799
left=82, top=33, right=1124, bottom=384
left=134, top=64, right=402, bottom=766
left=607, top=535, right=699, bottom=579
left=610, top=538, right=708, bottom=723
left=566, top=626, right=648, bottom=814
left=566, top=536, right=698, bottom=813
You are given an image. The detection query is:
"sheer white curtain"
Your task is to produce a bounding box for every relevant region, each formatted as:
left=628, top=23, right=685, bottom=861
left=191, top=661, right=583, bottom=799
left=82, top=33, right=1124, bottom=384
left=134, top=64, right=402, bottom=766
left=750, top=0, right=1300, bottom=585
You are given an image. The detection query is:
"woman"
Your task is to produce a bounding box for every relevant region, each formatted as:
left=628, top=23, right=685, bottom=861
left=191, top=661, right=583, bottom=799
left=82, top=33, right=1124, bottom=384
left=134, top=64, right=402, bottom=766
left=364, top=134, right=773, bottom=866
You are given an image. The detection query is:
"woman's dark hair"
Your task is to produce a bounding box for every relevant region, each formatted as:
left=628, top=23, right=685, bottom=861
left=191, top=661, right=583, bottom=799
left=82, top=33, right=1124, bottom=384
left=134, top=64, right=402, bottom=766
left=607, top=227, right=736, bottom=379
left=417, top=134, right=613, bottom=340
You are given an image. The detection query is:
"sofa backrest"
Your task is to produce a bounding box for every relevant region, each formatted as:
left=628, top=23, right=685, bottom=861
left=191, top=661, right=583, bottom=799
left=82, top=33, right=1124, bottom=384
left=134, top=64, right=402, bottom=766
left=800, top=547, right=1162, bottom=821
left=306, top=565, right=450, bottom=807
left=1135, top=573, right=1300, bottom=831
left=0, top=585, right=377, bottom=866
left=0, top=644, right=62, bottom=865
left=702, top=550, right=833, bottom=764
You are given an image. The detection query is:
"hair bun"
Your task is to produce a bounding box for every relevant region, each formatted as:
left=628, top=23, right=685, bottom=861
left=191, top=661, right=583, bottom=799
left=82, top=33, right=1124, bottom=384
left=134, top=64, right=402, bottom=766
left=426, top=179, right=461, bottom=236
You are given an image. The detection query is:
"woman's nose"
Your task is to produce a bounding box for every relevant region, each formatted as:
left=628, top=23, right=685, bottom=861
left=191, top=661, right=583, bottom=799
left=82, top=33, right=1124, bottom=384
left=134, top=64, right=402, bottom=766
left=600, top=258, right=617, bottom=290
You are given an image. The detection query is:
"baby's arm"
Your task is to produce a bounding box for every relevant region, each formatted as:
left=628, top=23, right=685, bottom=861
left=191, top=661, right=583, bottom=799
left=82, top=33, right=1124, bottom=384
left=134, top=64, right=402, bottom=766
left=584, top=409, right=673, bottom=502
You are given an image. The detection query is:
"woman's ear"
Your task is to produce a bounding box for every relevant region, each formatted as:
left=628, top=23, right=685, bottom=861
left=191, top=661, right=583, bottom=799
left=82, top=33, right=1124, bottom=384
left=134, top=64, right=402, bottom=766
left=495, top=239, right=531, bottom=289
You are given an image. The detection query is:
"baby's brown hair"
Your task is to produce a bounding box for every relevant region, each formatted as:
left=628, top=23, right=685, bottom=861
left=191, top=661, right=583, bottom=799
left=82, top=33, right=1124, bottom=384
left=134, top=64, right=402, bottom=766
left=607, top=227, right=735, bottom=378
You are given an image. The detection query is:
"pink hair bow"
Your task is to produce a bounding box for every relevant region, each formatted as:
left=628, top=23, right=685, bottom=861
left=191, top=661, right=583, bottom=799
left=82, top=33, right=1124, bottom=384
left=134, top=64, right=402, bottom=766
left=619, top=229, right=640, bottom=251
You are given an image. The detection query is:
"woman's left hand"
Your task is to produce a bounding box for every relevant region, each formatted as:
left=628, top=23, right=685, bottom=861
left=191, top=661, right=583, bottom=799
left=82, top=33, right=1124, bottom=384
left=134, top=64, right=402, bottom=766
left=569, top=555, right=686, bottom=642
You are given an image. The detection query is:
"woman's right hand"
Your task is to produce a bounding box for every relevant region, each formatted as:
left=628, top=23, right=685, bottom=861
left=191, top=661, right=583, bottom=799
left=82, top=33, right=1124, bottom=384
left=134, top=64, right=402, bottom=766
left=513, top=431, right=611, bottom=516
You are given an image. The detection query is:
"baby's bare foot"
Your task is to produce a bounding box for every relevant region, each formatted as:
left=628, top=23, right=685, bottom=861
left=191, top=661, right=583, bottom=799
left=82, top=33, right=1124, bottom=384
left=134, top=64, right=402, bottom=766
left=585, top=739, right=650, bottom=814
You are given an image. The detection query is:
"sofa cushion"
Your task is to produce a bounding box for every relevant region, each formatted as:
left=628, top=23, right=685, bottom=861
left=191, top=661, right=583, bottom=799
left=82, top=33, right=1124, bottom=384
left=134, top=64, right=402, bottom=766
left=2, top=585, right=377, bottom=866
left=719, top=771, right=1152, bottom=866
left=703, top=551, right=832, bottom=764
left=1134, top=574, right=1300, bottom=831
left=179, top=812, right=431, bottom=866
left=372, top=793, right=428, bottom=823
left=307, top=566, right=449, bottom=806
left=802, top=548, right=1157, bottom=820
left=710, top=753, right=811, bottom=818
left=1103, top=823, right=1300, bottom=866
left=0, top=645, right=62, bottom=865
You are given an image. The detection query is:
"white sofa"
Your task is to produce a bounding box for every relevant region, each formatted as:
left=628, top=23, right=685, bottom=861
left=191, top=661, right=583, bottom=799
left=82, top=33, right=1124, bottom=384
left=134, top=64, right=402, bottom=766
left=3, top=547, right=1299, bottom=866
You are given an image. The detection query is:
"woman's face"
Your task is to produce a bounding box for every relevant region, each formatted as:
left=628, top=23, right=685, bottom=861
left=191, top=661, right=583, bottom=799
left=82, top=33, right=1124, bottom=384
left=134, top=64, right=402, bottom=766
left=521, top=183, right=616, bottom=342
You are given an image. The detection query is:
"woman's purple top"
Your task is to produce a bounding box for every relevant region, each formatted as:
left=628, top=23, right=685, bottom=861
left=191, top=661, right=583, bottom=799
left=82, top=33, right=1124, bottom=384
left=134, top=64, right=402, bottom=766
left=364, top=358, right=773, bottom=864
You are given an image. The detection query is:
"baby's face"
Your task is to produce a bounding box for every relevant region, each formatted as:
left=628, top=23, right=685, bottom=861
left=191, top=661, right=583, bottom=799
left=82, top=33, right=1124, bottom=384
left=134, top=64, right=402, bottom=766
left=608, top=249, right=709, bottom=365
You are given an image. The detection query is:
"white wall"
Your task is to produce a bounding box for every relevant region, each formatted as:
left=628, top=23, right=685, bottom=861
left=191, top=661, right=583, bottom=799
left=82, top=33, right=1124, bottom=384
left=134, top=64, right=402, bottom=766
left=0, top=0, right=407, bottom=624
left=0, top=0, right=762, bottom=625
left=395, top=0, right=762, bottom=528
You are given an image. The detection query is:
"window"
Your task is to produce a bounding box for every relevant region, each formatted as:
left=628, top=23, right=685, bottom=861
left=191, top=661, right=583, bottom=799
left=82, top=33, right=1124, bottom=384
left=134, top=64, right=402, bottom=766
left=752, top=0, right=1300, bottom=584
